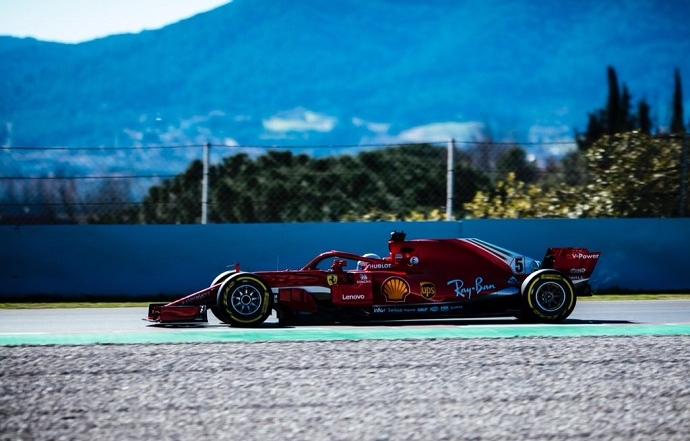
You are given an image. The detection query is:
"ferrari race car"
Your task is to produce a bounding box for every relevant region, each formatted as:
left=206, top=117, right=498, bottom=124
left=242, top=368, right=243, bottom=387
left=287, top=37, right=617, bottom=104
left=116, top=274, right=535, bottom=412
left=146, top=231, right=601, bottom=327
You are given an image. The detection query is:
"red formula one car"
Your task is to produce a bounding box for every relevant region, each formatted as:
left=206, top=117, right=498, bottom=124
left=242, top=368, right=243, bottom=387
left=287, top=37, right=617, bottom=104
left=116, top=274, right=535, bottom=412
left=146, top=231, right=601, bottom=327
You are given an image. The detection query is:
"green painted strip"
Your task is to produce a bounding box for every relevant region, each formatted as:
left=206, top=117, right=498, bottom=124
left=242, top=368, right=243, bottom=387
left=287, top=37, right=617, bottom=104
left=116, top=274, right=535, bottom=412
left=1, top=323, right=690, bottom=346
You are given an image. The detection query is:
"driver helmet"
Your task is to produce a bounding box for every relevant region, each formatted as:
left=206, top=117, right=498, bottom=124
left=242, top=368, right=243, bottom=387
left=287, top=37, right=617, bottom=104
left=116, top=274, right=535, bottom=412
left=357, top=253, right=381, bottom=270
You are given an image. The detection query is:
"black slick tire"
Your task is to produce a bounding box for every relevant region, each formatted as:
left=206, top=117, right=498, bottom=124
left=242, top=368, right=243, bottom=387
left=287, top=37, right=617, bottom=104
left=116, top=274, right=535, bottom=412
left=217, top=273, right=273, bottom=327
left=520, top=270, right=576, bottom=323
left=209, top=270, right=236, bottom=324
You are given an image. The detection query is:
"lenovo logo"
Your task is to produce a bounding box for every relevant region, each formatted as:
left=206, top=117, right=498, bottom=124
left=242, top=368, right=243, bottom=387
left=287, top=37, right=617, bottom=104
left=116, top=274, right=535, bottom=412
left=342, top=294, right=365, bottom=301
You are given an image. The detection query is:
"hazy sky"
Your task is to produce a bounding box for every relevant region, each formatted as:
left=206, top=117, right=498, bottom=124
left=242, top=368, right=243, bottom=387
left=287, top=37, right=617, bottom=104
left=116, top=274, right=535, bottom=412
left=0, top=0, right=232, bottom=43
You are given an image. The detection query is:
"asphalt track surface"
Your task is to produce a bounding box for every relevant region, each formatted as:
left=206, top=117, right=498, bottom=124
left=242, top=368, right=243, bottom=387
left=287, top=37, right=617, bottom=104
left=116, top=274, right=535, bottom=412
left=0, top=300, right=689, bottom=345
left=1, top=300, right=689, bottom=440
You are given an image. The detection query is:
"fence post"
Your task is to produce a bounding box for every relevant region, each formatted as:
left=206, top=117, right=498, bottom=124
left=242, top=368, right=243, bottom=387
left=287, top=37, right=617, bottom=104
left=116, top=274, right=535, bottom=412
left=446, top=138, right=455, bottom=221
left=201, top=142, right=210, bottom=224
left=681, top=134, right=688, bottom=217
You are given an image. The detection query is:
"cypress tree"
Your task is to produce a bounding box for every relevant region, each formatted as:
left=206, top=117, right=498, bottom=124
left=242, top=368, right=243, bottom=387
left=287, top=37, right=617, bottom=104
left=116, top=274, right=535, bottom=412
left=670, top=68, right=685, bottom=134
left=620, top=84, right=634, bottom=131
left=578, top=66, right=657, bottom=149
left=637, top=99, right=652, bottom=134
left=606, top=66, right=621, bottom=135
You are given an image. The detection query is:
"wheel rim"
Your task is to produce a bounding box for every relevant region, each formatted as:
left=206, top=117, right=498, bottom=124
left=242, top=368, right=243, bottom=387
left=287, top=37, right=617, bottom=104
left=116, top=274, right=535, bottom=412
left=230, top=284, right=263, bottom=316
left=534, top=281, right=567, bottom=312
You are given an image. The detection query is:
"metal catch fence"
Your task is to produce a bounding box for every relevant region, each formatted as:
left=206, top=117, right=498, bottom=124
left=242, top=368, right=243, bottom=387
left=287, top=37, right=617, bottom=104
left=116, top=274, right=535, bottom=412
left=1, top=135, right=688, bottom=224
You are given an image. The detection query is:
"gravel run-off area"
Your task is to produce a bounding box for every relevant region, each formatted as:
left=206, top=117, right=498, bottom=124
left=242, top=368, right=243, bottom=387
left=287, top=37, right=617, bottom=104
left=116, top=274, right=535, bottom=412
left=1, top=335, right=689, bottom=441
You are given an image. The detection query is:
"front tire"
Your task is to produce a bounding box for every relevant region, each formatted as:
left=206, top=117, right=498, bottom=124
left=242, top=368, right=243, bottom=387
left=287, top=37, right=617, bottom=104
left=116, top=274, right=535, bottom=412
left=521, top=270, right=576, bottom=323
left=209, top=271, right=236, bottom=324
left=217, top=273, right=273, bottom=327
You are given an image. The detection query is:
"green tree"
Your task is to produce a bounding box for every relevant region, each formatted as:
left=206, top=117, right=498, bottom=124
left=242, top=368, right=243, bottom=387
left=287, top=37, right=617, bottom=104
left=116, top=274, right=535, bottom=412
left=464, top=173, right=544, bottom=219
left=560, top=150, right=589, bottom=186
left=141, top=160, right=203, bottom=223
left=576, top=110, right=606, bottom=151
left=583, top=132, right=685, bottom=217
left=496, top=146, right=538, bottom=183
left=465, top=133, right=687, bottom=219
left=463, top=171, right=586, bottom=219
left=140, top=144, right=491, bottom=223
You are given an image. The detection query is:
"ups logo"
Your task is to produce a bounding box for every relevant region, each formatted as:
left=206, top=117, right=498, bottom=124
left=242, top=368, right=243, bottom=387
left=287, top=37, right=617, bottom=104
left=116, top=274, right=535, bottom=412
left=420, top=282, right=436, bottom=300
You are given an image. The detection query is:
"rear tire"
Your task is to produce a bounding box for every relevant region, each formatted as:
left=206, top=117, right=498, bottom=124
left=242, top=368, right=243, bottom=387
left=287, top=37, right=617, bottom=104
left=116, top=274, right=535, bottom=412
left=521, top=271, right=576, bottom=323
left=217, top=273, right=273, bottom=327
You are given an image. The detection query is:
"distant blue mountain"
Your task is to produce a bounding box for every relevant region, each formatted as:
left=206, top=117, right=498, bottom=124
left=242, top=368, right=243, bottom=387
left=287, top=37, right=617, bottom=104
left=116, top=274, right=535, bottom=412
left=1, top=0, right=688, bottom=169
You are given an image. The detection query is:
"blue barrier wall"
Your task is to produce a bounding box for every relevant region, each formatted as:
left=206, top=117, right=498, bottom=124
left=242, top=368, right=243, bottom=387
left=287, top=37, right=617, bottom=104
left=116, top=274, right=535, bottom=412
left=461, top=218, right=690, bottom=292
left=1, top=219, right=689, bottom=299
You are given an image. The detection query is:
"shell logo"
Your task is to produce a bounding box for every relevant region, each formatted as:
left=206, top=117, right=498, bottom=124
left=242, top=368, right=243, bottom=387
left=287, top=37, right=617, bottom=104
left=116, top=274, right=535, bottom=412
left=382, top=277, right=410, bottom=302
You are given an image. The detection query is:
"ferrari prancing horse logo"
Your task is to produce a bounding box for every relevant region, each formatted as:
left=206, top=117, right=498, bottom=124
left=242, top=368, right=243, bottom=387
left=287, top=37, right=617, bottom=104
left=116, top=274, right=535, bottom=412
left=327, top=274, right=338, bottom=286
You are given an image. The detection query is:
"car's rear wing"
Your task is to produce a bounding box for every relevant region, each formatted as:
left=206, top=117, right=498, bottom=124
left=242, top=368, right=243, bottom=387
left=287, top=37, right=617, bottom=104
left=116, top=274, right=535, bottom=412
left=542, top=247, right=601, bottom=295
